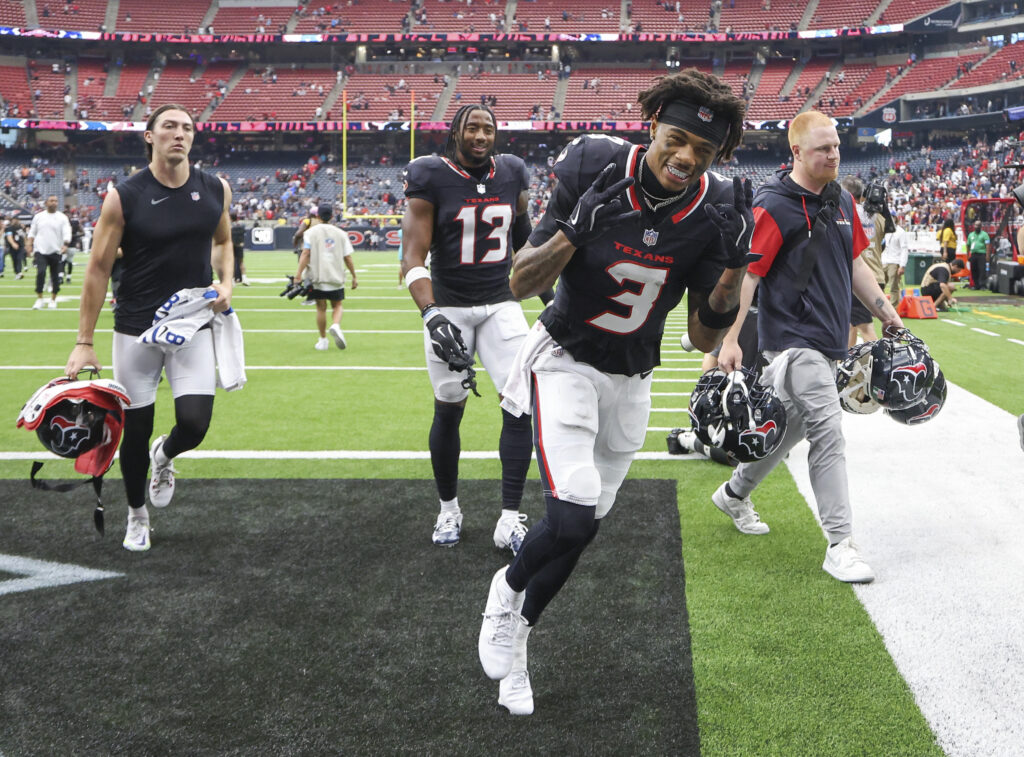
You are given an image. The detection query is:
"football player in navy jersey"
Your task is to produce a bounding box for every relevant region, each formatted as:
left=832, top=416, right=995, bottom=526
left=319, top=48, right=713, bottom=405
left=476, top=69, right=751, bottom=714
left=401, top=104, right=548, bottom=554
left=65, top=104, right=234, bottom=552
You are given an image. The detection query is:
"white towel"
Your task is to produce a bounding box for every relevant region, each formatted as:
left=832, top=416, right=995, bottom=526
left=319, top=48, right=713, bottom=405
left=212, top=311, right=247, bottom=392
left=499, top=320, right=557, bottom=418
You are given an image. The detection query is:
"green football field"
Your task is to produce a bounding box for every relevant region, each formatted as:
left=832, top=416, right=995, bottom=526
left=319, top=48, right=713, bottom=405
left=2, top=250, right=1022, bottom=755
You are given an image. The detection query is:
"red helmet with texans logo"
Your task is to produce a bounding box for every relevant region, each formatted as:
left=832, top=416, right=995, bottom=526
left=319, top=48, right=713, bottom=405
left=869, top=329, right=937, bottom=411
left=688, top=368, right=787, bottom=463
left=17, top=375, right=131, bottom=477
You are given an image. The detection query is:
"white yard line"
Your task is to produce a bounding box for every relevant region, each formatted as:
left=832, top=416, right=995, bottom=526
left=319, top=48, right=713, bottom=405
left=784, top=381, right=1024, bottom=757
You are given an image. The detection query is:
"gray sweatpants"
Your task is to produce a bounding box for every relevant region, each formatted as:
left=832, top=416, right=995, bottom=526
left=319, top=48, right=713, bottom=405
left=727, top=347, right=852, bottom=543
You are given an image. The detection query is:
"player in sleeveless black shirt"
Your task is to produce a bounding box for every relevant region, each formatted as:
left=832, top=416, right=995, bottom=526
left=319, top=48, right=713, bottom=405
left=65, top=104, right=234, bottom=552
left=401, top=104, right=547, bottom=555
left=475, top=70, right=751, bottom=715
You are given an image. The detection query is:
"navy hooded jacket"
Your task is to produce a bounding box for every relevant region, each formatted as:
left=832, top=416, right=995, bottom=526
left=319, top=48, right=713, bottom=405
left=747, top=170, right=870, bottom=359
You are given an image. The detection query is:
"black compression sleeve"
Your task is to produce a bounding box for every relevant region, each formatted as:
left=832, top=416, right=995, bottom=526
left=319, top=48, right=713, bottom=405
left=512, top=213, right=533, bottom=250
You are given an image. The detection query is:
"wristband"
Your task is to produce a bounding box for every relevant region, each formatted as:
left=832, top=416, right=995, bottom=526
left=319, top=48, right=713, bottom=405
left=406, top=266, right=431, bottom=285
left=697, top=301, right=740, bottom=330
left=421, top=304, right=441, bottom=322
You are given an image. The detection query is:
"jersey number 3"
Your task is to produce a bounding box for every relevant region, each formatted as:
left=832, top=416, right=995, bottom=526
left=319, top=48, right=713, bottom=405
left=588, top=261, right=668, bottom=334
left=454, top=204, right=513, bottom=264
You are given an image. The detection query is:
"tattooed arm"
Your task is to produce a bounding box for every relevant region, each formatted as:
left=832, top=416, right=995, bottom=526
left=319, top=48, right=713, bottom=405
left=687, top=266, right=748, bottom=356
left=852, top=254, right=903, bottom=333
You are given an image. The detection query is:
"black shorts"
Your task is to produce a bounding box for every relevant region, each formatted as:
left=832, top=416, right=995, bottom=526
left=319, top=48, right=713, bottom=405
left=310, top=287, right=345, bottom=302
left=850, top=295, right=873, bottom=327
left=920, top=283, right=942, bottom=300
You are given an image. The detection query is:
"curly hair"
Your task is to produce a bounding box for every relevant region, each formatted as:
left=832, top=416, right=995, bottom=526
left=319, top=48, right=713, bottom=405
left=445, top=104, right=497, bottom=161
left=636, top=68, right=746, bottom=162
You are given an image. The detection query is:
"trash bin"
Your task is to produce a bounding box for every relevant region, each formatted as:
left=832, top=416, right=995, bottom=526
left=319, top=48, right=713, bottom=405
left=905, top=252, right=938, bottom=286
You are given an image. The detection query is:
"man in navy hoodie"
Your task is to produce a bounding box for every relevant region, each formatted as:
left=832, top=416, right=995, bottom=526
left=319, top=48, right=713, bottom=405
left=712, top=111, right=904, bottom=583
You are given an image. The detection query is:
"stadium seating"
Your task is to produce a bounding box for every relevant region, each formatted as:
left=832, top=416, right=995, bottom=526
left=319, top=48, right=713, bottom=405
left=834, top=62, right=891, bottom=116
left=210, top=5, right=293, bottom=34
left=413, top=0, right=496, bottom=33
left=877, top=0, right=954, bottom=24
left=807, top=0, right=877, bottom=29
left=628, top=0, right=713, bottom=34
left=26, top=60, right=66, bottom=118
left=0, top=0, right=26, bottom=26
left=511, top=0, right=622, bottom=34
left=719, top=0, right=804, bottom=32
left=301, top=0, right=411, bottom=34
left=720, top=60, right=753, bottom=99
left=38, top=0, right=107, bottom=32
left=117, top=0, right=211, bottom=33
left=770, top=58, right=833, bottom=119
left=337, top=73, right=445, bottom=121
left=817, top=62, right=875, bottom=117
left=149, top=60, right=240, bottom=120
left=444, top=73, right=558, bottom=121
left=211, top=67, right=337, bottom=121
left=560, top=67, right=669, bottom=120
left=879, top=54, right=987, bottom=105
left=743, top=59, right=796, bottom=120
left=953, top=43, right=1024, bottom=89
left=0, top=63, right=32, bottom=116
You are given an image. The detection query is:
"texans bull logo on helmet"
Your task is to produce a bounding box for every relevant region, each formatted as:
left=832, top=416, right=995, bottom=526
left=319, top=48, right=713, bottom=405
left=46, top=412, right=103, bottom=457
left=737, top=419, right=782, bottom=460
left=888, top=361, right=932, bottom=406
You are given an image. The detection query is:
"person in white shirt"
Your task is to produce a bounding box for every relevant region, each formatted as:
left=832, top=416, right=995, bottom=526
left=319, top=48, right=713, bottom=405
left=881, top=221, right=912, bottom=305
left=294, top=203, right=357, bottom=350
left=27, top=195, right=71, bottom=309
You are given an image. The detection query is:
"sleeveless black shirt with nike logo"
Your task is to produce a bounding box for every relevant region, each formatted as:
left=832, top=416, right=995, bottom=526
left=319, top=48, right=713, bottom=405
left=114, top=166, right=224, bottom=336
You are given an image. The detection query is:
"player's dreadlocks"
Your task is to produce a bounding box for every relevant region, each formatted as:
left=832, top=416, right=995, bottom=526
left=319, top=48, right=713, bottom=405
left=445, top=103, right=497, bottom=162
left=637, top=69, right=746, bottom=162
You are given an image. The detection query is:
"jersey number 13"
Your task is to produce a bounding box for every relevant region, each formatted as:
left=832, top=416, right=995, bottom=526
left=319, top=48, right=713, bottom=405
left=454, top=204, right=513, bottom=264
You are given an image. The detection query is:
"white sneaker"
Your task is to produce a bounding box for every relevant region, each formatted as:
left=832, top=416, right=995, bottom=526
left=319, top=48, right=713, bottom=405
left=314, top=337, right=329, bottom=350
left=479, top=566, right=525, bottom=680
left=711, top=482, right=769, bottom=535
left=47, top=299, right=57, bottom=309
left=149, top=435, right=176, bottom=508
left=31, top=298, right=45, bottom=310
left=123, top=517, right=151, bottom=552
left=15, top=272, right=24, bottom=279
left=498, top=623, right=533, bottom=715
left=823, top=536, right=875, bottom=583
left=493, top=512, right=528, bottom=555
left=329, top=324, right=347, bottom=350
left=432, top=509, right=462, bottom=547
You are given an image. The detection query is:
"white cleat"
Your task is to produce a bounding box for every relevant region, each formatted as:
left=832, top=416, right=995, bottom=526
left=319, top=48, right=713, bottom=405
left=122, top=517, right=151, bottom=552
left=498, top=623, right=534, bottom=715
left=31, top=298, right=45, bottom=310
left=149, top=435, right=176, bottom=508
left=479, top=566, right=525, bottom=680
left=314, top=337, right=329, bottom=351
left=493, top=512, right=528, bottom=555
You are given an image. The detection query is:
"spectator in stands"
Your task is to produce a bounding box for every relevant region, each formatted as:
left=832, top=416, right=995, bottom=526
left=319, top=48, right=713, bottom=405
left=295, top=203, right=356, bottom=351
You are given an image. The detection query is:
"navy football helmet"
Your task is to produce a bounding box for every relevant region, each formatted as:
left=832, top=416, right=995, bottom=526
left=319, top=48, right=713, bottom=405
left=688, top=368, right=787, bottom=463
left=868, top=329, right=937, bottom=410
left=835, top=341, right=882, bottom=415
left=885, top=367, right=947, bottom=425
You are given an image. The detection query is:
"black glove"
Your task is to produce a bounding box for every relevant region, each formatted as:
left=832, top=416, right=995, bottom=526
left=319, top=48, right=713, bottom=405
left=817, top=180, right=842, bottom=222
left=556, top=163, right=640, bottom=248
left=704, top=176, right=755, bottom=269
left=424, top=310, right=474, bottom=373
